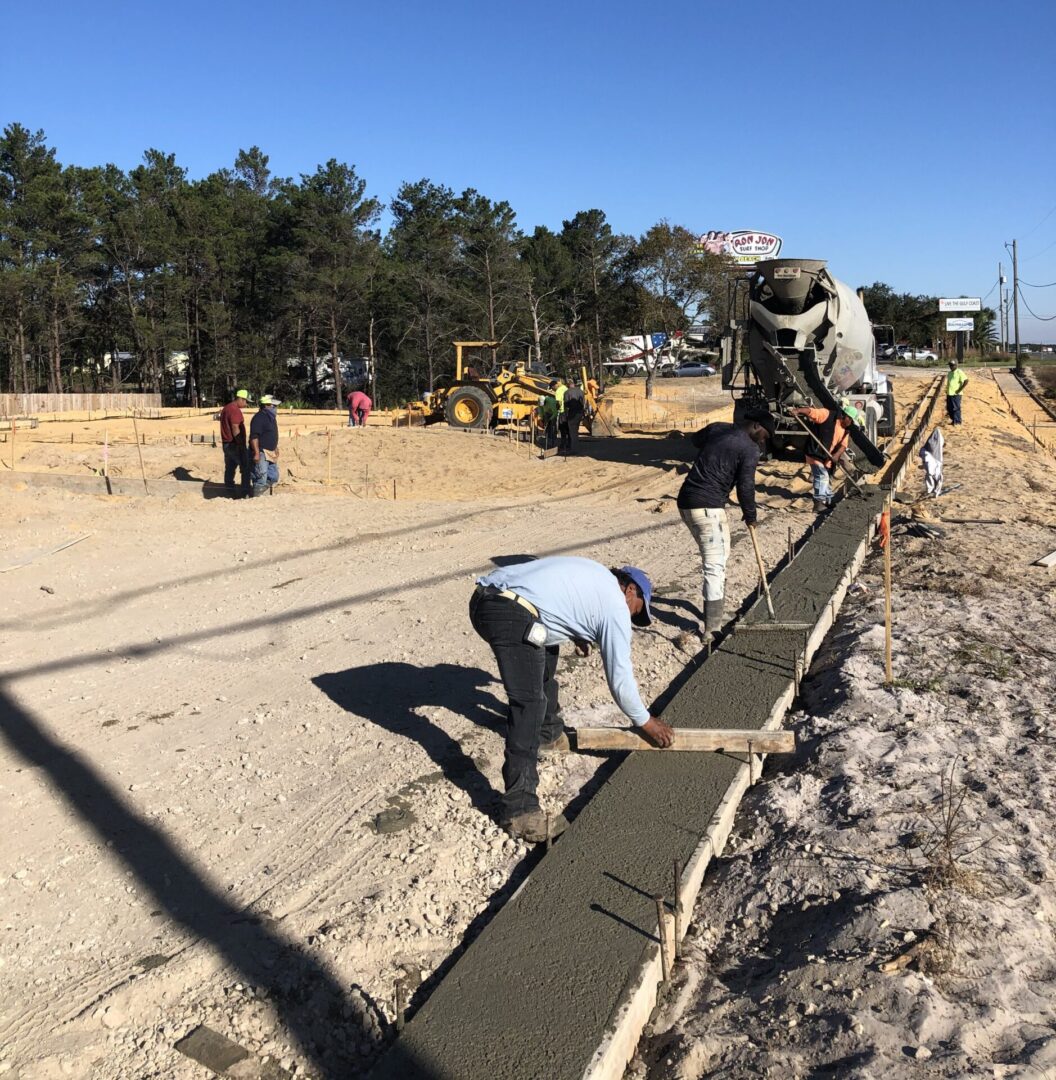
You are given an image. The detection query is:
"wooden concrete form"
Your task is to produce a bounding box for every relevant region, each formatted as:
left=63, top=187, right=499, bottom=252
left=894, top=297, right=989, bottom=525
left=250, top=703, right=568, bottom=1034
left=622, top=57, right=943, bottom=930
left=582, top=376, right=946, bottom=1080
left=0, top=393, right=161, bottom=416
left=370, top=378, right=946, bottom=1080
left=574, top=727, right=795, bottom=754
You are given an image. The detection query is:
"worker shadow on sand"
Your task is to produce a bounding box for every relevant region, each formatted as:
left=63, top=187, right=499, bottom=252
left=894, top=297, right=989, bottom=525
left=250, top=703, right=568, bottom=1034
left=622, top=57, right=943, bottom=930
left=170, top=465, right=232, bottom=500
left=313, top=663, right=506, bottom=816
left=648, top=595, right=703, bottom=633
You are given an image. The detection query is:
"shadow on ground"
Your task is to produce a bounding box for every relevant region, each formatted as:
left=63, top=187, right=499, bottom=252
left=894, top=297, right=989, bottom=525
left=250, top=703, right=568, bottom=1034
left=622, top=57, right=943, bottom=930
left=312, top=663, right=505, bottom=816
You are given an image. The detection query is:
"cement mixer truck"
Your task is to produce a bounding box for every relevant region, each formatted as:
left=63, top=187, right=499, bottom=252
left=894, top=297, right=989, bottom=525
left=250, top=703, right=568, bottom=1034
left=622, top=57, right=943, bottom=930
left=721, top=258, right=894, bottom=471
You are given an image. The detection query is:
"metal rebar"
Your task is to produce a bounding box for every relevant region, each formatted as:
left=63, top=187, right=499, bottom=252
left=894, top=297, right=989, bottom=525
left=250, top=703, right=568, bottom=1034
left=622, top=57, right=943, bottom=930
left=395, top=976, right=406, bottom=1032
left=672, top=861, right=683, bottom=960
left=654, top=895, right=671, bottom=983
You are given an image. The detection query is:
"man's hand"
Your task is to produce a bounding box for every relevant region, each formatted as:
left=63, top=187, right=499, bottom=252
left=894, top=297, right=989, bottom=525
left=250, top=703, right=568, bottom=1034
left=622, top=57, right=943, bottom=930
left=641, top=716, right=675, bottom=748
left=573, top=638, right=590, bottom=658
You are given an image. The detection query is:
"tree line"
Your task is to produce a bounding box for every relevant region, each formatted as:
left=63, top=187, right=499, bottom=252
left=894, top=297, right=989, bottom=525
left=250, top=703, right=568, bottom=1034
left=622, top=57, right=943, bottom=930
left=1, top=122, right=996, bottom=408
left=0, top=123, right=735, bottom=406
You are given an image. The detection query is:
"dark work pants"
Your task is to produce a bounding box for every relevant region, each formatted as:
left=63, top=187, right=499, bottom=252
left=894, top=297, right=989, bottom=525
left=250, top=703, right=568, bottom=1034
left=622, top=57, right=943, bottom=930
left=946, top=394, right=962, bottom=425
left=223, top=441, right=250, bottom=496
left=543, top=418, right=558, bottom=450
left=469, top=590, right=561, bottom=818
left=563, top=409, right=582, bottom=454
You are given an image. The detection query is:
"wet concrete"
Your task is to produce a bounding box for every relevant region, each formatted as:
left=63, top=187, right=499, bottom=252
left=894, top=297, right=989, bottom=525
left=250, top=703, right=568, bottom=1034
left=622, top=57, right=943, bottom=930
left=372, top=491, right=883, bottom=1080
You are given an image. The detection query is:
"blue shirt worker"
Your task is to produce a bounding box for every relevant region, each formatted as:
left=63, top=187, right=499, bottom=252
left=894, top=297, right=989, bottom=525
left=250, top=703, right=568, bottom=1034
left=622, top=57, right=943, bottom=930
left=249, top=395, right=281, bottom=496
left=946, top=359, right=968, bottom=426
left=470, top=556, right=674, bottom=842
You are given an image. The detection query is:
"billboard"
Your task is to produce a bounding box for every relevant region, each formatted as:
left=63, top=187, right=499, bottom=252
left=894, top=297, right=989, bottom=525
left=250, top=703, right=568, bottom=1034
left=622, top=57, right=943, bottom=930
left=939, top=297, right=981, bottom=312
left=697, top=230, right=783, bottom=265
left=946, top=317, right=974, bottom=332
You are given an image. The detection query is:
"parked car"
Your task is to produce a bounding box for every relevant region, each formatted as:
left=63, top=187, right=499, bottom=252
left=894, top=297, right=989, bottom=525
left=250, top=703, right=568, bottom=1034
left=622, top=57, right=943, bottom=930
left=901, top=347, right=938, bottom=362
left=663, top=360, right=717, bottom=378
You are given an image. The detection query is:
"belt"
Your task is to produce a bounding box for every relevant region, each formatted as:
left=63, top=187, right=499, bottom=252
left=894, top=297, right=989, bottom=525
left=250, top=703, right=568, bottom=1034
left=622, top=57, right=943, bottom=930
left=475, top=584, right=540, bottom=618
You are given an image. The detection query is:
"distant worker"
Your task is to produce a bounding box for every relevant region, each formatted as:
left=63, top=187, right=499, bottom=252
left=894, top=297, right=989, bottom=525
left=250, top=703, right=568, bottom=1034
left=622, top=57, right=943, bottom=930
left=946, top=359, right=968, bottom=425
left=919, top=427, right=944, bottom=497
left=561, top=377, right=586, bottom=455
left=539, top=384, right=560, bottom=451
left=250, top=394, right=281, bottom=497
left=347, top=389, right=372, bottom=428
left=470, top=557, right=674, bottom=841
left=219, top=388, right=252, bottom=498
left=791, top=402, right=860, bottom=513
left=677, top=412, right=774, bottom=637
left=554, top=376, right=568, bottom=416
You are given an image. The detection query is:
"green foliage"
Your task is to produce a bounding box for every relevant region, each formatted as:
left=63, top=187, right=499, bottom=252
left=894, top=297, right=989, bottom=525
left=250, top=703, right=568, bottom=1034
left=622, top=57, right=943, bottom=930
left=5, top=124, right=945, bottom=404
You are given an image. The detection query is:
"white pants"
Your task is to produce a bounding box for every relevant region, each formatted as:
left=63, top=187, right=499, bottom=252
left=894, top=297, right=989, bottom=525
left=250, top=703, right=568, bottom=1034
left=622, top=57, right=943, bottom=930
left=680, top=507, right=731, bottom=602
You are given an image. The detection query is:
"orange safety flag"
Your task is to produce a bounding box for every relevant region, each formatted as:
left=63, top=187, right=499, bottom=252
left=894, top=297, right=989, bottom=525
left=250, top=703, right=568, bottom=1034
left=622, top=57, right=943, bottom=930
left=878, top=508, right=890, bottom=549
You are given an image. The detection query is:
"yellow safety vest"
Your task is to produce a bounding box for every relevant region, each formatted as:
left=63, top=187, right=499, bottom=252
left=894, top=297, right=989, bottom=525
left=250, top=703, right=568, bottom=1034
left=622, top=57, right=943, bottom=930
left=946, top=369, right=968, bottom=395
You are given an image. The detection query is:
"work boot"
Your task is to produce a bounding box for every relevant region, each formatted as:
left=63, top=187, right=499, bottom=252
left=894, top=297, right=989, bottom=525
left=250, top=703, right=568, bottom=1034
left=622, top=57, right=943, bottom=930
left=813, top=499, right=829, bottom=513
left=704, top=599, right=725, bottom=635
left=501, top=810, right=569, bottom=844
left=539, top=732, right=571, bottom=756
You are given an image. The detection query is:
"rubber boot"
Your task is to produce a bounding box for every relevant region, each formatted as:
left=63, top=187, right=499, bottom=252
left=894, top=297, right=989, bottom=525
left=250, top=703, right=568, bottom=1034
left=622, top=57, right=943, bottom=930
left=704, top=598, right=725, bottom=634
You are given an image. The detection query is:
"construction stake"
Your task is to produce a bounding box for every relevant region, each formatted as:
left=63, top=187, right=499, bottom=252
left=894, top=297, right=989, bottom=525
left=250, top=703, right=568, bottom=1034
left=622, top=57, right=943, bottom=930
left=395, top=977, right=407, bottom=1032
left=327, top=429, right=332, bottom=486
left=654, top=896, right=671, bottom=984
left=672, top=860, right=683, bottom=960
left=131, top=416, right=149, bottom=494
left=883, top=501, right=894, bottom=686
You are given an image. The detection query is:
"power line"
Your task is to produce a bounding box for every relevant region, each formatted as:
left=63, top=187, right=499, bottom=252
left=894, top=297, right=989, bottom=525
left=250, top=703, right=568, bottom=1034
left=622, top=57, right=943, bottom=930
left=1020, top=201, right=1056, bottom=241
left=1017, top=285, right=1056, bottom=321
left=1023, top=236, right=1056, bottom=261
left=1021, top=278, right=1056, bottom=288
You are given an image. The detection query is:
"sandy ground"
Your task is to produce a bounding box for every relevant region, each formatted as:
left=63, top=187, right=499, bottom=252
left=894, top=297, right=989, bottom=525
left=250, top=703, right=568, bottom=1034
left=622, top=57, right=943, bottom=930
left=629, top=372, right=1056, bottom=1078
left=0, top=378, right=938, bottom=1079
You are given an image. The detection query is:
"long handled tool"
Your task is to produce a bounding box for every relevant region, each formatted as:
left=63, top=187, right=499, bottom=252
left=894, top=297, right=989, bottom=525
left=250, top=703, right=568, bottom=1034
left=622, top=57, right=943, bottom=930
left=747, top=524, right=776, bottom=619
left=790, top=413, right=866, bottom=497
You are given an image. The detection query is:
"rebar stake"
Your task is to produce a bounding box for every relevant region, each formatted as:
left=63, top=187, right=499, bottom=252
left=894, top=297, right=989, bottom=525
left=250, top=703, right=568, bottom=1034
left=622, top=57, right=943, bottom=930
left=654, top=895, right=671, bottom=983
left=672, top=860, right=683, bottom=960
left=395, top=976, right=406, bottom=1032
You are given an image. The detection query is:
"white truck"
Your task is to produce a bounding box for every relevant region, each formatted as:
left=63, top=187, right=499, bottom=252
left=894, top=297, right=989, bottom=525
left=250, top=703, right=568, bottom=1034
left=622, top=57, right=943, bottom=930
left=722, top=258, right=894, bottom=470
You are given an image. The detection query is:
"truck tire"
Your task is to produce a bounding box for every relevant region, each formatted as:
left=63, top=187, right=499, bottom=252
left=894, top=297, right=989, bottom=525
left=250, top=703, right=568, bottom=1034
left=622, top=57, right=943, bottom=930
left=445, top=386, right=492, bottom=429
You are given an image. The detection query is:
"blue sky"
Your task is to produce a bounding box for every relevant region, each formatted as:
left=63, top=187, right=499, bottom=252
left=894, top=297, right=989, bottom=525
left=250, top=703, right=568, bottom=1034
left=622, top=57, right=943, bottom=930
left=3, top=0, right=1055, bottom=340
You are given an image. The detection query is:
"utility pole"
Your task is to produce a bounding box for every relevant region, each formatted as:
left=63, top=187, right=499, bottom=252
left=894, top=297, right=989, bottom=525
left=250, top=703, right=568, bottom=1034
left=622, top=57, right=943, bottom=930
left=1012, top=238, right=1022, bottom=372
left=998, top=262, right=1006, bottom=352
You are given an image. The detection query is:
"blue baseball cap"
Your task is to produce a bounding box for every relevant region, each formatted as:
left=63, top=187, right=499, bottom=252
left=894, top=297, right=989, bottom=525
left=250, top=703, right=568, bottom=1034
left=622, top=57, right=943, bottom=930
left=619, top=565, right=653, bottom=627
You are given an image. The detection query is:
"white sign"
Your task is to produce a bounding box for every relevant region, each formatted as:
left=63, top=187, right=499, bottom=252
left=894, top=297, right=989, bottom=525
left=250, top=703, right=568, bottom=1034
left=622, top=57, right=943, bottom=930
left=939, top=297, right=981, bottom=312
left=946, top=317, right=974, bottom=332
left=697, top=230, right=783, bottom=265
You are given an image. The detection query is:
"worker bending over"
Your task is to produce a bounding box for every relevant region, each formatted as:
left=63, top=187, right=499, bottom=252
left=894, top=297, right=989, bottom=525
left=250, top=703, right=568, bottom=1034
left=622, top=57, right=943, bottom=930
left=470, top=557, right=673, bottom=842
left=946, top=359, right=968, bottom=425
left=347, top=389, right=372, bottom=427
left=791, top=403, right=860, bottom=513
left=677, top=412, right=774, bottom=637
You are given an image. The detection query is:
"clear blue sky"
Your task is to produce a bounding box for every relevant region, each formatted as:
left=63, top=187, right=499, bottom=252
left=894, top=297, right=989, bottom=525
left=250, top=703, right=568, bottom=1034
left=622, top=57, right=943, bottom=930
left=4, top=0, right=1055, bottom=341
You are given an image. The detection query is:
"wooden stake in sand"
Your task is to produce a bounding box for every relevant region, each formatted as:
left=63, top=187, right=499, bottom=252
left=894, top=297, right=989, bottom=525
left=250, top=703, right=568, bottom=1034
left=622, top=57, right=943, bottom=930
left=131, top=416, right=149, bottom=494
left=103, top=428, right=109, bottom=478
left=882, top=502, right=893, bottom=686
left=327, top=429, right=333, bottom=487
left=10, top=417, right=15, bottom=472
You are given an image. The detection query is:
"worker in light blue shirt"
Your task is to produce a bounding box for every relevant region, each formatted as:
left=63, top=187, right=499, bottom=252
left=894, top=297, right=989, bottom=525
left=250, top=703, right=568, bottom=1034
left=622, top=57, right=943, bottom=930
left=469, top=556, right=674, bottom=842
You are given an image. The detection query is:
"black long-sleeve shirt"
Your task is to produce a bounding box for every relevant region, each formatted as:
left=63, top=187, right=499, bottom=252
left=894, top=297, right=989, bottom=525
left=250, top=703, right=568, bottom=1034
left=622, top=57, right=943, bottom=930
left=676, top=422, right=759, bottom=524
